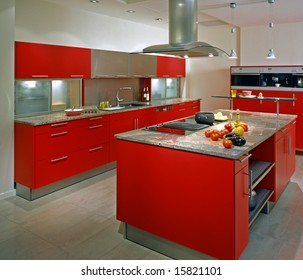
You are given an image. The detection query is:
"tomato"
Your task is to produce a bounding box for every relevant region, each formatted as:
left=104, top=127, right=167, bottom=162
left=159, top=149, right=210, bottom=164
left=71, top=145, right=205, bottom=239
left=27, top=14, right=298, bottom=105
left=218, top=130, right=225, bottom=138
left=222, top=128, right=229, bottom=135
left=224, top=123, right=233, bottom=132
left=204, top=130, right=213, bottom=137
left=210, top=132, right=219, bottom=141
left=223, top=139, right=233, bottom=148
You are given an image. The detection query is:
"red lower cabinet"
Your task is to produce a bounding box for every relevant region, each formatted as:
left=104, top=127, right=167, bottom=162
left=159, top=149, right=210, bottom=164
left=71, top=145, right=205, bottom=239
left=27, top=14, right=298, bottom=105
left=15, top=115, right=110, bottom=190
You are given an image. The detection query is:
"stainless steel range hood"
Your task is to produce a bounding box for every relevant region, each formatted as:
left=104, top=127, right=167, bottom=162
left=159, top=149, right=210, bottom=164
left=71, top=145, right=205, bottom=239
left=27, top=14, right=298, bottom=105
left=143, top=0, right=228, bottom=58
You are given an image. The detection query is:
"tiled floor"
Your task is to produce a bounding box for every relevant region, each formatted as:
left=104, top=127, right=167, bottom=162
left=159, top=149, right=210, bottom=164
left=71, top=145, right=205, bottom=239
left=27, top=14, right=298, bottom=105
left=0, top=155, right=302, bottom=260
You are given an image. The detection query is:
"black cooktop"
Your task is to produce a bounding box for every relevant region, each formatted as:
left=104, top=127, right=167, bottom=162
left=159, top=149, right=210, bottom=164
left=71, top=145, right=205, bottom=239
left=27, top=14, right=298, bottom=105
left=143, top=117, right=210, bottom=135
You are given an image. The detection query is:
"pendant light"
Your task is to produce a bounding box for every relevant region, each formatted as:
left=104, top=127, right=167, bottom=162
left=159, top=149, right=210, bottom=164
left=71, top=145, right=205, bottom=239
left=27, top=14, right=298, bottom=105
left=266, top=0, right=276, bottom=59
left=229, top=2, right=238, bottom=59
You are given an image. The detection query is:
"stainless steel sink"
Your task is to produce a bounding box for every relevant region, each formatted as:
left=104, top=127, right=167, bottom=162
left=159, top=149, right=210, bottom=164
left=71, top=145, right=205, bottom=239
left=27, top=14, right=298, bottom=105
left=122, top=102, right=150, bottom=108
left=101, top=106, right=125, bottom=111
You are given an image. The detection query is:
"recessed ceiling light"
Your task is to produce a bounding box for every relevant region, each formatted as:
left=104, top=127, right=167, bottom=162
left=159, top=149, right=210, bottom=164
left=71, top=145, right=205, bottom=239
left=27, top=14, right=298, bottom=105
left=155, top=18, right=163, bottom=21
left=90, top=0, right=99, bottom=3
left=127, top=10, right=135, bottom=13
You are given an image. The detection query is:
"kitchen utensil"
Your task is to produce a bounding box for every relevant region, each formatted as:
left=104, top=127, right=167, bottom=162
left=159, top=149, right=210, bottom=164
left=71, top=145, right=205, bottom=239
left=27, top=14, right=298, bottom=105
left=195, top=112, right=215, bottom=125
left=64, top=108, right=83, bottom=116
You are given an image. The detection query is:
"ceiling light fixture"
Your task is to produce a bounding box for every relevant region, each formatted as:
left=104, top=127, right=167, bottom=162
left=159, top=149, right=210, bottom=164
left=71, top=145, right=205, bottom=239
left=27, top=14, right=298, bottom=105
left=266, top=0, right=276, bottom=59
left=228, top=2, right=238, bottom=59
left=155, top=18, right=163, bottom=21
left=89, top=0, right=99, bottom=3
left=127, top=10, right=135, bottom=13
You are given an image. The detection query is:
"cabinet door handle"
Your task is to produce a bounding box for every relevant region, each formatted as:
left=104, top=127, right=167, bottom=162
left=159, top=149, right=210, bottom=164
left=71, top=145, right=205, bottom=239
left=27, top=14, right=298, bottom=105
left=89, top=146, right=103, bottom=152
left=70, top=75, right=83, bottom=78
left=179, top=108, right=186, bottom=111
left=238, top=153, right=252, bottom=163
left=51, top=156, right=68, bottom=163
left=51, top=122, right=68, bottom=127
left=51, top=131, right=68, bottom=137
left=89, top=117, right=103, bottom=121
left=89, top=124, right=103, bottom=129
left=288, top=135, right=291, bottom=155
left=293, top=93, right=295, bottom=107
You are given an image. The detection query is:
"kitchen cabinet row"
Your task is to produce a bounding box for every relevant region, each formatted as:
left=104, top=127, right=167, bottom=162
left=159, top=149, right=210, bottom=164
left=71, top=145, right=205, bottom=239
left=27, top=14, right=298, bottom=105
left=231, top=90, right=302, bottom=151
left=230, top=66, right=303, bottom=151
left=14, top=100, right=200, bottom=198
left=15, top=41, right=186, bottom=79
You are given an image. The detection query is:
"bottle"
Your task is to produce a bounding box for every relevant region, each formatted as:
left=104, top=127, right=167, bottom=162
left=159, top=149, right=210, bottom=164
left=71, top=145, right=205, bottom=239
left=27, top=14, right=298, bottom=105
left=142, top=87, right=146, bottom=102
left=145, top=87, right=150, bottom=102
left=235, top=109, right=240, bottom=125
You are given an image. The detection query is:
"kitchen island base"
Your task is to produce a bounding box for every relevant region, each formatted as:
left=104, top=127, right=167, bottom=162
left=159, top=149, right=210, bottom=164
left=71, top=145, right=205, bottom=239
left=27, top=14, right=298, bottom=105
left=116, top=111, right=296, bottom=259
left=16, top=162, right=115, bottom=201
left=125, top=224, right=216, bottom=260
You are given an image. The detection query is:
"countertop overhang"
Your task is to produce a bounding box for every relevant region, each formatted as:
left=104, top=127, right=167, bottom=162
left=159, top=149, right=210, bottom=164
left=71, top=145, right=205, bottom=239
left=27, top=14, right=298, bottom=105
left=115, top=110, right=297, bottom=160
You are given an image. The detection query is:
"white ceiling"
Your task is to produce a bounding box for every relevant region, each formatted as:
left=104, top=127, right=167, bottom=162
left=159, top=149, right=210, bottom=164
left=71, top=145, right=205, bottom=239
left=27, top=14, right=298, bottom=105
left=40, top=0, right=303, bottom=29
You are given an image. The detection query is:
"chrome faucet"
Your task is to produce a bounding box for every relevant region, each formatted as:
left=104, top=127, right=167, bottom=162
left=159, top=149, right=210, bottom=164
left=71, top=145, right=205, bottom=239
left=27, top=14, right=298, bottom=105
left=116, top=87, right=132, bottom=107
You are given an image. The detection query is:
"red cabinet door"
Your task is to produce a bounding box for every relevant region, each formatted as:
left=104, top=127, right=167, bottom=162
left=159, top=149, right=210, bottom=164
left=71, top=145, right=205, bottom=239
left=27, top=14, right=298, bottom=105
left=286, top=122, right=296, bottom=179
left=109, top=111, right=136, bottom=162
left=292, top=93, right=303, bottom=150
left=136, top=107, right=157, bottom=128
left=155, top=105, right=175, bottom=123
left=15, top=41, right=91, bottom=78
left=234, top=160, right=249, bottom=259
left=157, top=56, right=186, bottom=77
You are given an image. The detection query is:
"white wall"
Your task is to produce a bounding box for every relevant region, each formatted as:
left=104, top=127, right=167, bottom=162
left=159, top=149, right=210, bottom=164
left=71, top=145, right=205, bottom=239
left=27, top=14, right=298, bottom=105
left=0, top=0, right=15, bottom=199
left=241, top=22, right=303, bottom=65
left=15, top=0, right=167, bottom=52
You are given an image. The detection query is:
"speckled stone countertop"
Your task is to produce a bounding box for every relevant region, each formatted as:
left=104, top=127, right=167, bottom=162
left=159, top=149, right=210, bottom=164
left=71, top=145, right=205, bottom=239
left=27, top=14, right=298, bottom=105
left=115, top=109, right=297, bottom=160
left=14, top=98, right=199, bottom=126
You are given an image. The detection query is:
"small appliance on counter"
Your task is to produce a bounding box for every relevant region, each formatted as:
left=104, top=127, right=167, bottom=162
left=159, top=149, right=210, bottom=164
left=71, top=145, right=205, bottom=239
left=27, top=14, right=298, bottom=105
left=195, top=112, right=215, bottom=125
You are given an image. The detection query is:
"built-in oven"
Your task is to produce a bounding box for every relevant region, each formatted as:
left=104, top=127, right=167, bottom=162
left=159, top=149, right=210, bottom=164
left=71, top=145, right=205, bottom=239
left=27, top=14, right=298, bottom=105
left=231, top=73, right=260, bottom=87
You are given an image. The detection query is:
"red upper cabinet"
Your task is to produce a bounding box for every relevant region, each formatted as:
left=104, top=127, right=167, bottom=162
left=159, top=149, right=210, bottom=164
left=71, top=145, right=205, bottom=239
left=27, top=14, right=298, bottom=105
left=156, top=56, right=186, bottom=77
left=15, top=42, right=91, bottom=78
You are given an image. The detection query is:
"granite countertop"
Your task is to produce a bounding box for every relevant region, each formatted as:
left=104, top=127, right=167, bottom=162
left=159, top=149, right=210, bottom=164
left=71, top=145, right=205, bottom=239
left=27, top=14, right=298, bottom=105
left=115, top=109, right=297, bottom=160
left=14, top=98, right=200, bottom=126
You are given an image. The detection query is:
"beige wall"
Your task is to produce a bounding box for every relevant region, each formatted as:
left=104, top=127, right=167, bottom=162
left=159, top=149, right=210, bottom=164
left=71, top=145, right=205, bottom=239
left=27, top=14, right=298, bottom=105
left=186, top=26, right=238, bottom=110
left=241, top=22, right=303, bottom=65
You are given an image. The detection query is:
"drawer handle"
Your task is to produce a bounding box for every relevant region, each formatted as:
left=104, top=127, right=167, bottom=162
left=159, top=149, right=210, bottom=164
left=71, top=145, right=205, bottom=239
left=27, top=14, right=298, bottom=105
left=238, top=153, right=252, bottom=163
left=280, top=127, right=287, bottom=133
left=89, top=124, right=103, bottom=129
left=89, top=117, right=103, bottom=121
left=51, top=122, right=68, bottom=127
left=70, top=74, right=83, bottom=78
left=179, top=108, right=186, bottom=111
left=51, top=131, right=68, bottom=137
left=51, top=156, right=68, bottom=163
left=32, top=75, right=48, bottom=78
left=89, top=146, right=103, bottom=152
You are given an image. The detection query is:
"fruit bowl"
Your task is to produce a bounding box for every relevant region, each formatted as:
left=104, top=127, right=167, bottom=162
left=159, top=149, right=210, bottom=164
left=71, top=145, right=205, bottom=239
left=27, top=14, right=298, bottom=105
left=64, top=108, right=83, bottom=116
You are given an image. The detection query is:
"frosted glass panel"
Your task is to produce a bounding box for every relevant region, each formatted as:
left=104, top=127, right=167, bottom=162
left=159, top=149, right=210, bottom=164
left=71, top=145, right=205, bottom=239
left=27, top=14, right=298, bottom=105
left=15, top=79, right=82, bottom=116
left=15, top=80, right=51, bottom=115
left=151, top=78, right=179, bottom=100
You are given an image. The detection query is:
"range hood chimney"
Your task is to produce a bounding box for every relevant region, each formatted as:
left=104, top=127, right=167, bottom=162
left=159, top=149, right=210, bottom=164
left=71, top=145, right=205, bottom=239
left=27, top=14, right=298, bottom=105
left=143, top=0, right=228, bottom=58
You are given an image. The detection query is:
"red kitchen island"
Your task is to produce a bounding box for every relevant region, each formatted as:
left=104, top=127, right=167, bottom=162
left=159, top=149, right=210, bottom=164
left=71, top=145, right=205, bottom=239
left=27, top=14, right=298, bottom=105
left=115, top=110, right=297, bottom=260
